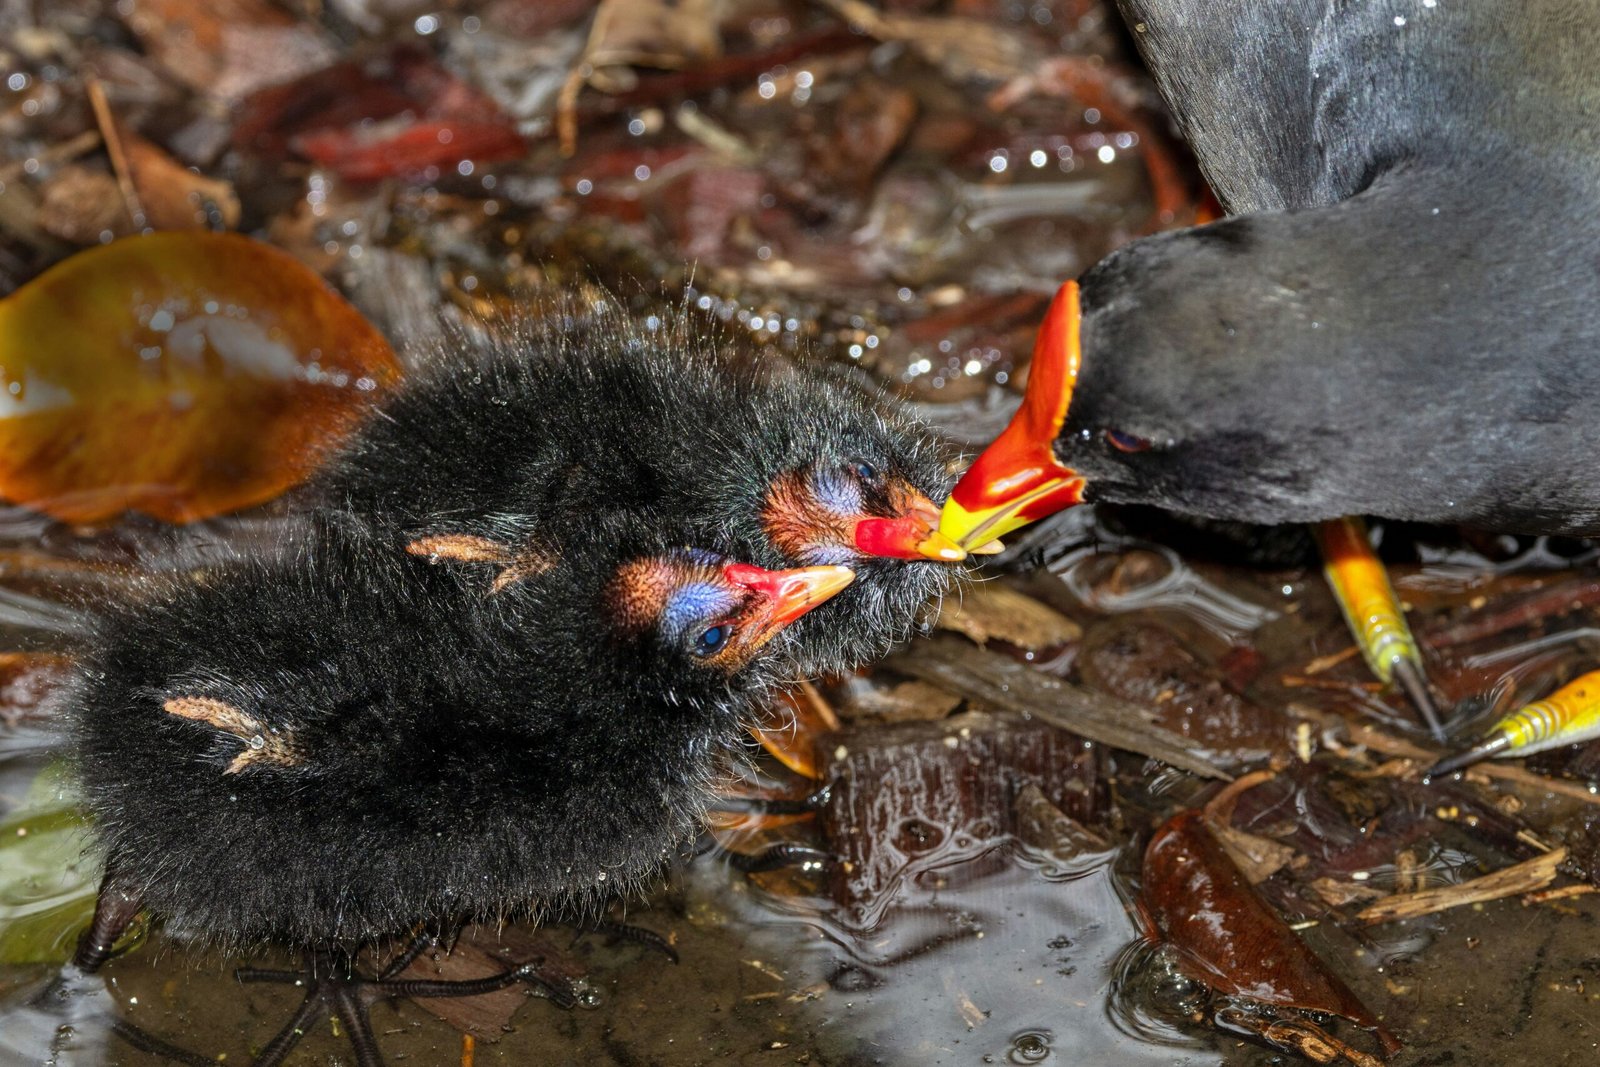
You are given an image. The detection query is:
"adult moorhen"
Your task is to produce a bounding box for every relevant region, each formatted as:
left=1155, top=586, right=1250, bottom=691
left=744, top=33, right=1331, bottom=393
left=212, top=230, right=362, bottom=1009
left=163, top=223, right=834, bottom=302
left=942, top=1, right=1600, bottom=543
left=938, top=0, right=1600, bottom=736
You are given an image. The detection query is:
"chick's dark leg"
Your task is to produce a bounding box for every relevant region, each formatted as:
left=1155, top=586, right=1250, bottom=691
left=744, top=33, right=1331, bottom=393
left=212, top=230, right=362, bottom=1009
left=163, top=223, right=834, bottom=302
left=72, top=874, right=144, bottom=973
left=238, top=940, right=579, bottom=1067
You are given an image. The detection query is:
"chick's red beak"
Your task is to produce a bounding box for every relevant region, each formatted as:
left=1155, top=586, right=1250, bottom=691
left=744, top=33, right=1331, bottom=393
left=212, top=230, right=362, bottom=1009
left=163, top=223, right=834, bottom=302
left=724, top=561, right=855, bottom=647
left=938, top=281, right=1086, bottom=549
left=852, top=490, right=970, bottom=562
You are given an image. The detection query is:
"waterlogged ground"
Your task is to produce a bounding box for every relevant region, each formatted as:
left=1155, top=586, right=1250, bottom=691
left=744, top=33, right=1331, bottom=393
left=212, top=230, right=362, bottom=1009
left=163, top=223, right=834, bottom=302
left=5, top=1, right=1600, bottom=1065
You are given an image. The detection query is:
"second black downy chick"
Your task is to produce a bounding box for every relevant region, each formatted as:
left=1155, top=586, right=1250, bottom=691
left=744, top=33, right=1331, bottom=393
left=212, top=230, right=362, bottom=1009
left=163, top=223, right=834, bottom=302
left=308, top=301, right=975, bottom=674
left=66, top=514, right=851, bottom=1060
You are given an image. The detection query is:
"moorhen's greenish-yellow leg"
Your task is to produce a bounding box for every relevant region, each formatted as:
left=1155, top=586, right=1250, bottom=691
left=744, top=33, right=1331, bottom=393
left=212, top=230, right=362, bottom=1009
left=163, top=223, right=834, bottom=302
left=1314, top=516, right=1444, bottom=741
left=1429, top=669, right=1600, bottom=775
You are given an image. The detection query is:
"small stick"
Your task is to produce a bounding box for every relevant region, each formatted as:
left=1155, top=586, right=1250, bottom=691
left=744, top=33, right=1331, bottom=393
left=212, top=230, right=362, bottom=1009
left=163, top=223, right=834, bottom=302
left=1356, top=847, right=1565, bottom=925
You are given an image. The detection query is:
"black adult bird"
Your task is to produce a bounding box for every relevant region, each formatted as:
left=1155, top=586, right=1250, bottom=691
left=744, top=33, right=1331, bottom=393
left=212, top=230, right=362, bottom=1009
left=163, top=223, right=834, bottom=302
left=66, top=515, right=851, bottom=1063
left=939, top=0, right=1600, bottom=544
left=311, top=303, right=980, bottom=674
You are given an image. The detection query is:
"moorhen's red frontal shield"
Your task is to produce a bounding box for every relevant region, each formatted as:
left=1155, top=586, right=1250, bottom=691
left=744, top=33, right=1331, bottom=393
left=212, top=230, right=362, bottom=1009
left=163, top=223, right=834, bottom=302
left=938, top=282, right=1086, bottom=549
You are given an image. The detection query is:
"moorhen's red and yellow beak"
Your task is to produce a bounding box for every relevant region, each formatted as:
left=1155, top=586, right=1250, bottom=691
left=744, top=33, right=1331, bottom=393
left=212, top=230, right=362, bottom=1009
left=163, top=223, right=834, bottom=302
left=724, top=562, right=855, bottom=649
left=852, top=489, right=971, bottom=561
left=938, top=281, right=1087, bottom=549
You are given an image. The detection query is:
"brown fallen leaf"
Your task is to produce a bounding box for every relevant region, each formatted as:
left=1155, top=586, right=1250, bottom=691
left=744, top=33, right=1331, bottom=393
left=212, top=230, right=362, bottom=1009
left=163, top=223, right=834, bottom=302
left=816, top=0, right=1035, bottom=83
left=1142, top=810, right=1401, bottom=1057
left=0, top=231, right=400, bottom=523
left=1014, top=783, right=1110, bottom=861
left=831, top=676, right=964, bottom=724
left=1309, top=876, right=1385, bottom=910
left=0, top=651, right=74, bottom=728
left=1356, top=847, right=1566, bottom=925
left=117, top=0, right=337, bottom=101
left=1198, top=768, right=1298, bottom=884
left=384, top=924, right=589, bottom=1042
left=558, top=0, right=723, bottom=153
left=1210, top=821, right=1298, bottom=886
left=37, top=166, right=128, bottom=245
left=936, top=582, right=1081, bottom=650
left=88, top=78, right=241, bottom=232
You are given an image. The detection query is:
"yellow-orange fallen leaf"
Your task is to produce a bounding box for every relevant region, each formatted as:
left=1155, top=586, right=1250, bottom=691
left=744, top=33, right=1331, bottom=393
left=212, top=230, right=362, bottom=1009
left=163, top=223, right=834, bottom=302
left=749, top=679, right=839, bottom=780
left=0, top=231, right=400, bottom=523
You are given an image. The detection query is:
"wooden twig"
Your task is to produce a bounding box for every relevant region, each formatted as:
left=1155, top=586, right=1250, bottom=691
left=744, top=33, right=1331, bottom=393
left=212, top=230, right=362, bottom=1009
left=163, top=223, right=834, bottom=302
left=1356, top=848, right=1566, bottom=925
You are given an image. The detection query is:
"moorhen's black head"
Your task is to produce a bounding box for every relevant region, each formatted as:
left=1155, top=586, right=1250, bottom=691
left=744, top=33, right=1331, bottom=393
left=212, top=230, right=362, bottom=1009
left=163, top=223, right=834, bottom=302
left=313, top=302, right=969, bottom=674
left=69, top=516, right=851, bottom=949
left=940, top=184, right=1600, bottom=546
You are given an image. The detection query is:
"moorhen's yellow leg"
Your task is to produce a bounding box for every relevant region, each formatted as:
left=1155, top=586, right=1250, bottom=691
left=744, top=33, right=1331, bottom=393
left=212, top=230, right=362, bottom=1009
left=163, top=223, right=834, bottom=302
left=1429, top=669, right=1600, bottom=775
left=1314, top=516, right=1443, bottom=740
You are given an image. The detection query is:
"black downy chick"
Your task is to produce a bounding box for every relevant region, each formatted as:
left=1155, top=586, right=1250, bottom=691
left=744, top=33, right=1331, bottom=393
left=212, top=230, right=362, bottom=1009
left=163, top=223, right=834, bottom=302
left=308, top=302, right=973, bottom=674
left=66, top=514, right=851, bottom=1059
left=940, top=0, right=1600, bottom=544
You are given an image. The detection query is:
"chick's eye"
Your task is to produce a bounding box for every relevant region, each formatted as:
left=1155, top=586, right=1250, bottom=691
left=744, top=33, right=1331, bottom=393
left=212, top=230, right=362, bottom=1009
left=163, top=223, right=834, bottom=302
left=693, top=624, right=731, bottom=657
left=848, top=459, right=877, bottom=482
left=1104, top=428, right=1153, bottom=454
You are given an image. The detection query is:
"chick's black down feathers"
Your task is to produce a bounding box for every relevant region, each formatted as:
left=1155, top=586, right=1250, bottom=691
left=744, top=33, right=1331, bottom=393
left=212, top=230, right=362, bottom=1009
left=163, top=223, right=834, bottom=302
left=70, top=517, right=761, bottom=950
left=310, top=303, right=956, bottom=671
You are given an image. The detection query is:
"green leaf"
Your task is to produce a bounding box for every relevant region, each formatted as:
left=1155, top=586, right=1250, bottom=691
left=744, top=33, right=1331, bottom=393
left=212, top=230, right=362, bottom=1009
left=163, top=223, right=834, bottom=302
left=0, top=762, right=99, bottom=965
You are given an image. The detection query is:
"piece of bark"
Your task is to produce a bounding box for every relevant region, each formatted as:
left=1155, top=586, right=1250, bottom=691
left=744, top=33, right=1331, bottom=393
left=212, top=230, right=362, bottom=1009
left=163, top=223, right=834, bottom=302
left=935, top=582, right=1081, bottom=651
left=889, top=635, right=1230, bottom=780
left=817, top=709, right=1102, bottom=917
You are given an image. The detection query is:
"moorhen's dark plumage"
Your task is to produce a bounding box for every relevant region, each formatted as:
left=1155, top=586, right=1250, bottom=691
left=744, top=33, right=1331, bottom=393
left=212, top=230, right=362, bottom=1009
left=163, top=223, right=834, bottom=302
left=311, top=303, right=971, bottom=673
left=940, top=0, right=1600, bottom=545
left=65, top=514, right=850, bottom=1060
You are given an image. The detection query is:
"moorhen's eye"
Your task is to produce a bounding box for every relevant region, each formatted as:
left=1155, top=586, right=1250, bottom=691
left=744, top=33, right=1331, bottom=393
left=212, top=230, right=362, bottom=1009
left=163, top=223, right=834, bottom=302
left=693, top=624, right=732, bottom=657
left=1104, top=428, right=1153, bottom=454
